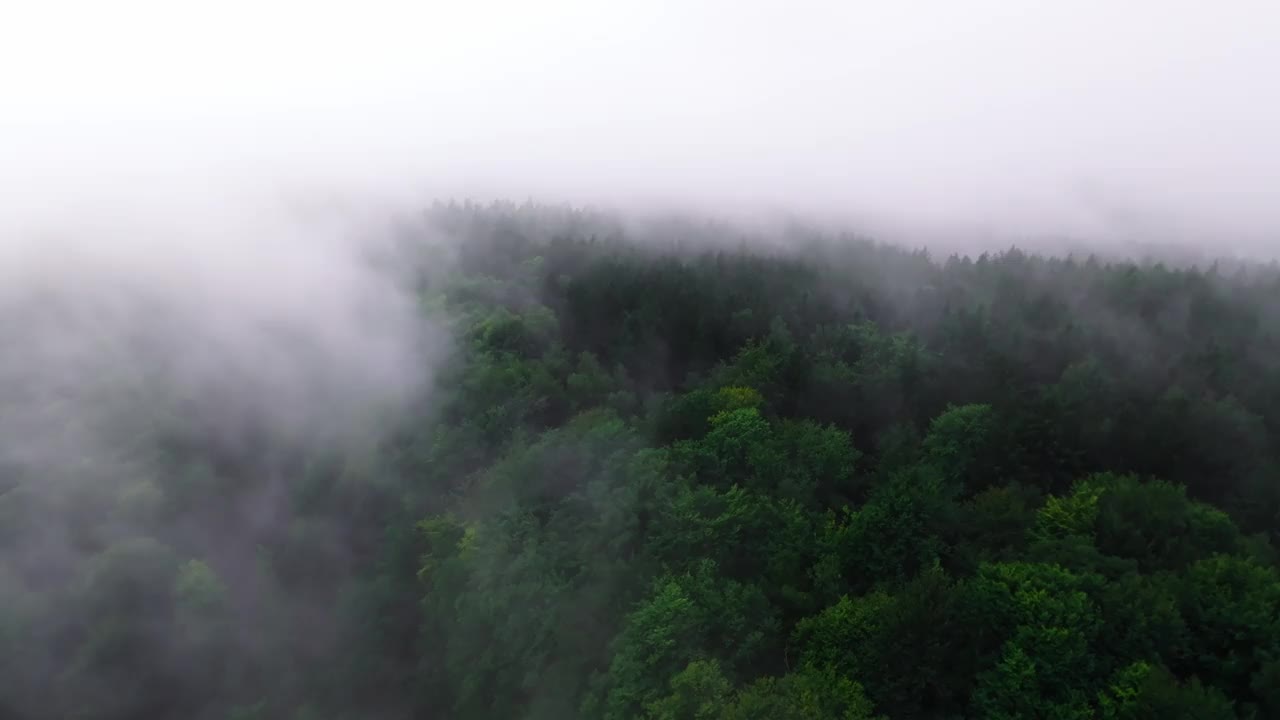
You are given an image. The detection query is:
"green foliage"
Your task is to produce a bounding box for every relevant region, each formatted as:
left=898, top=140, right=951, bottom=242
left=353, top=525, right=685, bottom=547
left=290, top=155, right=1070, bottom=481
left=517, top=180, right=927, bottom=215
left=649, top=483, right=817, bottom=613
left=645, top=660, right=881, bottom=720
left=793, top=591, right=894, bottom=680
left=1093, top=475, right=1242, bottom=571
left=794, top=565, right=965, bottom=716
left=922, top=403, right=998, bottom=489
left=958, top=560, right=1105, bottom=716
left=1094, top=573, right=1189, bottom=672
left=1176, top=555, right=1280, bottom=712
left=601, top=579, right=707, bottom=719
left=721, top=665, right=880, bottom=720
left=1098, top=662, right=1236, bottom=719
left=952, top=483, right=1041, bottom=570
left=823, top=464, right=956, bottom=591
left=645, top=660, right=732, bottom=720
left=714, top=386, right=765, bottom=413
left=15, top=204, right=1280, bottom=718
left=599, top=560, right=779, bottom=720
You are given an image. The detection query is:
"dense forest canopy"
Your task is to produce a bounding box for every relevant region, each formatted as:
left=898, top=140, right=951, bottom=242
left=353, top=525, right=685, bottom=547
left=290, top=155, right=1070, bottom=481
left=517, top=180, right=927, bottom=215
left=5, top=201, right=1280, bottom=719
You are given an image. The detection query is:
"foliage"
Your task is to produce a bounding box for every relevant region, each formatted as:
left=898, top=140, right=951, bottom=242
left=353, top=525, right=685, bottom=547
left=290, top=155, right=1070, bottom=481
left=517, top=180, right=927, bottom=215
left=10, top=202, right=1280, bottom=718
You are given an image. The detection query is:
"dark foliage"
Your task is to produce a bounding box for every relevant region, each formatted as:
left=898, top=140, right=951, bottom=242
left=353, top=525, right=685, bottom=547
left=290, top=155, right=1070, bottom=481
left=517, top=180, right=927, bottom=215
left=8, top=201, right=1280, bottom=719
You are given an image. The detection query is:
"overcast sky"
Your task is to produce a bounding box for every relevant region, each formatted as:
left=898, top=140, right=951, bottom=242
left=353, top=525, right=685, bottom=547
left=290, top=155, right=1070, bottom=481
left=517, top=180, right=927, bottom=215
left=2, top=0, right=1278, bottom=251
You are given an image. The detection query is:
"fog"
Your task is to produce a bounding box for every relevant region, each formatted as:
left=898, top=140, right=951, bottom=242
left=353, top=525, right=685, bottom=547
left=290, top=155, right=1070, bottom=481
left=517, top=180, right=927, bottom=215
left=0, top=0, right=1274, bottom=531
left=2, top=3, right=1280, bottom=717
left=1, top=0, right=1275, bottom=521
left=3, top=0, right=1278, bottom=254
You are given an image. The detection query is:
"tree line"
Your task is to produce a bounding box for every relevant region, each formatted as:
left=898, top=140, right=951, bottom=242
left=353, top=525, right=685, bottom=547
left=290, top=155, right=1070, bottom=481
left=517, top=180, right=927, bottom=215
left=5, top=201, right=1280, bottom=718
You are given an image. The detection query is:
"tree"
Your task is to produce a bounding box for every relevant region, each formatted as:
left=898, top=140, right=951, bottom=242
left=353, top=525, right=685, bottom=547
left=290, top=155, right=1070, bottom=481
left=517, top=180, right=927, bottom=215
left=645, top=661, right=882, bottom=720
left=1097, top=662, right=1235, bottom=719
left=599, top=561, right=780, bottom=720
left=1175, top=555, right=1280, bottom=713
left=958, top=562, right=1105, bottom=715
left=922, top=403, right=1000, bottom=491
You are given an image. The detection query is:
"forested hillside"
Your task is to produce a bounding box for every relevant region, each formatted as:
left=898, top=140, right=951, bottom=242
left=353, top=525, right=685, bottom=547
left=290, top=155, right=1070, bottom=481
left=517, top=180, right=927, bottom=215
left=6, top=202, right=1280, bottom=719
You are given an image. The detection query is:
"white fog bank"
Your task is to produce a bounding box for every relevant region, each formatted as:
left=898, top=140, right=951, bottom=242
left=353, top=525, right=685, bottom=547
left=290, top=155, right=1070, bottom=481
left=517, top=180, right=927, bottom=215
left=2, top=0, right=1278, bottom=253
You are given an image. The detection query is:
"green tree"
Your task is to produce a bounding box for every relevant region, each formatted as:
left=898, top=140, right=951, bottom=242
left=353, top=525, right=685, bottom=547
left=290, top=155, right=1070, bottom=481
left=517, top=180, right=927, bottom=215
left=599, top=561, right=779, bottom=720
left=1098, top=662, right=1235, bottom=719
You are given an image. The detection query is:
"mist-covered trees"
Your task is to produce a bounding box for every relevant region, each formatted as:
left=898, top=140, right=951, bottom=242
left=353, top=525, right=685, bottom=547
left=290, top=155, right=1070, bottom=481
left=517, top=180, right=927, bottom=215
left=8, top=201, right=1280, bottom=718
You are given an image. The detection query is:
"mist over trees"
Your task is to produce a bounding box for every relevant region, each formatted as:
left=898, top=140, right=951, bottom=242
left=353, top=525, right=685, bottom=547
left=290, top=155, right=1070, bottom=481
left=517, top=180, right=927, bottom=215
left=5, top=201, right=1280, bottom=719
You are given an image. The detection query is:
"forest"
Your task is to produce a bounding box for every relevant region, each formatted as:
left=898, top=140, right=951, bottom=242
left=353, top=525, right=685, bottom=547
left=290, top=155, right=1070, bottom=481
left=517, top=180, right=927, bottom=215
left=5, top=201, right=1280, bottom=719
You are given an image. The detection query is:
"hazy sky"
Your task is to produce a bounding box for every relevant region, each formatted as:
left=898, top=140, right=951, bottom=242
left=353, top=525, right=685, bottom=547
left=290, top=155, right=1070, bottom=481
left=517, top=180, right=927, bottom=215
left=3, top=0, right=1279, bottom=249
